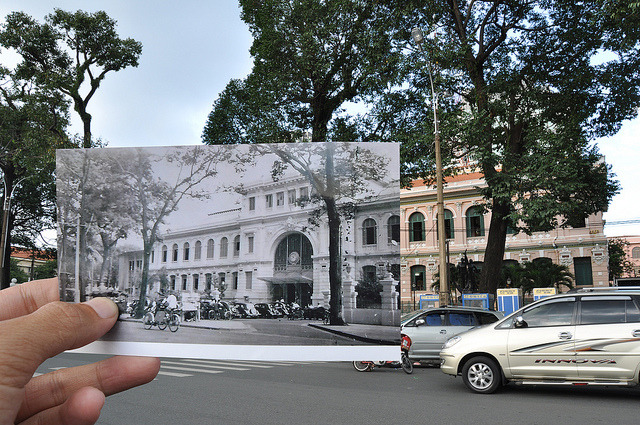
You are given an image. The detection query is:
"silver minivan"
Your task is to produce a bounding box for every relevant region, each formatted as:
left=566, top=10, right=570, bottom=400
left=401, top=306, right=503, bottom=361
left=440, top=287, right=640, bottom=393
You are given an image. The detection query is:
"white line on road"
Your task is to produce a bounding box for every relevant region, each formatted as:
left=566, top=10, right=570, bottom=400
left=162, top=360, right=250, bottom=371
left=157, top=370, right=193, bottom=377
left=182, top=359, right=274, bottom=368
left=160, top=365, right=224, bottom=374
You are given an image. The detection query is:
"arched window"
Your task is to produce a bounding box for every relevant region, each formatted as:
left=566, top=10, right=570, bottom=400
left=194, top=240, right=202, bottom=260
left=172, top=244, right=178, bottom=262
left=387, top=215, right=400, bottom=244
left=633, top=247, right=640, bottom=259
left=220, top=237, right=228, bottom=258
left=409, top=212, right=425, bottom=242
left=466, top=206, right=484, bottom=237
left=207, top=239, right=214, bottom=259
left=362, top=218, right=377, bottom=245
left=274, top=233, right=313, bottom=272
left=437, top=210, right=454, bottom=240
left=233, top=235, right=240, bottom=257
left=161, top=245, right=168, bottom=263
left=183, top=242, right=190, bottom=261
left=410, top=265, right=426, bottom=291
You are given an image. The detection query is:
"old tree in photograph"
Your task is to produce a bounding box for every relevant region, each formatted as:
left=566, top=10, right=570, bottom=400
left=374, top=0, right=639, bottom=294
left=202, top=0, right=402, bottom=324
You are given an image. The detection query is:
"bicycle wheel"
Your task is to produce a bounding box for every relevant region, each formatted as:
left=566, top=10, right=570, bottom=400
left=168, top=314, right=180, bottom=332
left=143, top=312, right=153, bottom=330
left=401, top=353, right=414, bottom=374
left=352, top=361, right=373, bottom=372
left=157, top=310, right=167, bottom=330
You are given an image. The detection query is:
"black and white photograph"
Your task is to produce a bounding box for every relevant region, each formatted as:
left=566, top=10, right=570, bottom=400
left=56, top=142, right=400, bottom=360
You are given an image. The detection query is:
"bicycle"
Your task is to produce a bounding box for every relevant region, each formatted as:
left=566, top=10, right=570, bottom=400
left=143, top=307, right=180, bottom=332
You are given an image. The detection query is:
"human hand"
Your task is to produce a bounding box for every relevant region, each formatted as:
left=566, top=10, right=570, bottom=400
left=0, top=278, right=160, bottom=425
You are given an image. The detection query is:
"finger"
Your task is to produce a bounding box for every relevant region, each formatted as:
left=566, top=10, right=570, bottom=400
left=0, top=298, right=119, bottom=389
left=19, top=386, right=105, bottom=425
left=16, top=356, right=160, bottom=422
left=0, top=278, right=59, bottom=321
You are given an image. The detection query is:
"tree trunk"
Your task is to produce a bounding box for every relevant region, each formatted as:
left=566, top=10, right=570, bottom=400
left=135, top=240, right=152, bottom=319
left=478, top=198, right=510, bottom=295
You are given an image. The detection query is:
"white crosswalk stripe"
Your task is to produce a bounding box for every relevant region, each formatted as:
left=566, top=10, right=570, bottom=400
left=155, top=359, right=325, bottom=380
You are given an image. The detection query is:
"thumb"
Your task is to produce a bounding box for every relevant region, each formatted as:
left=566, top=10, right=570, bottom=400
left=0, top=298, right=119, bottom=388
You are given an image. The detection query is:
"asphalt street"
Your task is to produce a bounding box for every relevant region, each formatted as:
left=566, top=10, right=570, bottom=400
left=37, top=353, right=640, bottom=425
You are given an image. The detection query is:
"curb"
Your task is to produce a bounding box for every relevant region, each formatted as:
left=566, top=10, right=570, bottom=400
left=308, top=323, right=399, bottom=345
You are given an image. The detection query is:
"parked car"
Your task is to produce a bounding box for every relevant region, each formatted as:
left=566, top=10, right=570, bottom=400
left=401, top=306, right=503, bottom=362
left=440, top=287, right=640, bottom=394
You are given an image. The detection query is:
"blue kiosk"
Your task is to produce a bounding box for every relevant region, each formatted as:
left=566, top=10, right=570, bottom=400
left=533, top=287, right=557, bottom=301
left=497, top=288, right=522, bottom=315
left=461, top=293, right=495, bottom=310
left=419, top=294, right=440, bottom=309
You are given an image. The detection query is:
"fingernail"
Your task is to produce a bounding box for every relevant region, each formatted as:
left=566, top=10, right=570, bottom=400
left=85, top=297, right=119, bottom=319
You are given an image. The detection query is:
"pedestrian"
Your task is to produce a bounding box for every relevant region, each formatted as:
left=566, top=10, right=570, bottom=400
left=0, top=278, right=160, bottom=425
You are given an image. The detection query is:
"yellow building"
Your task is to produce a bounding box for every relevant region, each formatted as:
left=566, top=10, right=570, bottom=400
left=400, top=173, right=608, bottom=311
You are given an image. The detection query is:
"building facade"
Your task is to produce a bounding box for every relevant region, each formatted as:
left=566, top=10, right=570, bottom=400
left=400, top=173, right=609, bottom=311
left=615, top=235, right=640, bottom=285
left=118, top=175, right=400, bottom=311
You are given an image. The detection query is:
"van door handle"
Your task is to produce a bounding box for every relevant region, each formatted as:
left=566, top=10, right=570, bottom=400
left=440, top=330, right=447, bottom=334
left=558, top=332, right=572, bottom=340
left=632, top=330, right=640, bottom=338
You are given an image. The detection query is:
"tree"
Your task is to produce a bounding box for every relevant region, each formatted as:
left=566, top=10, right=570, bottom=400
left=608, top=238, right=633, bottom=282
left=109, top=146, right=233, bottom=317
left=0, top=66, right=71, bottom=288
left=0, top=9, right=142, bottom=148
left=33, top=258, right=57, bottom=280
left=9, top=258, right=28, bottom=284
left=203, top=0, right=402, bottom=324
left=373, top=0, right=638, bottom=295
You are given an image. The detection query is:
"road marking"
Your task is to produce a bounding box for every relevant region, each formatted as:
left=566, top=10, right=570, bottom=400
left=157, top=370, right=193, bottom=377
left=184, top=359, right=275, bottom=368
left=160, top=365, right=224, bottom=374
left=49, top=367, right=67, bottom=370
left=162, top=360, right=250, bottom=371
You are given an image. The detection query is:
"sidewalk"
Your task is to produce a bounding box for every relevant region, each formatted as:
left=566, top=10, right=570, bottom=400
left=119, top=315, right=400, bottom=344
left=308, top=323, right=400, bottom=345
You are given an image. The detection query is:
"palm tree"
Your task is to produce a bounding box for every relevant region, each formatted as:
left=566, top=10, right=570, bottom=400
left=518, top=260, right=574, bottom=295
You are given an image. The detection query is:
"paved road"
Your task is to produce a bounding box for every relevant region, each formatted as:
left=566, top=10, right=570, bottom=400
left=37, top=353, right=640, bottom=425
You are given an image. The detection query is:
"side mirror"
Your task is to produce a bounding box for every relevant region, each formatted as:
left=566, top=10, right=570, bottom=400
left=514, top=316, right=527, bottom=328
left=415, top=318, right=426, bottom=327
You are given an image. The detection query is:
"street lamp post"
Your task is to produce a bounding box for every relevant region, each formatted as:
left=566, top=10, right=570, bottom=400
left=411, top=27, right=450, bottom=307
left=0, top=176, right=28, bottom=290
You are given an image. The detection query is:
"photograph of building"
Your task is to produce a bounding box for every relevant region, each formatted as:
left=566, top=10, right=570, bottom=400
left=56, top=142, right=400, bottom=351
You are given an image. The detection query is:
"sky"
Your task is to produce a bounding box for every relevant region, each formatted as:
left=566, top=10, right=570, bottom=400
left=1, top=1, right=639, bottom=238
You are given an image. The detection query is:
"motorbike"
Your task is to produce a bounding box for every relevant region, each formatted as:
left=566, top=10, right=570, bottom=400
left=352, top=334, right=413, bottom=374
left=286, top=302, right=303, bottom=320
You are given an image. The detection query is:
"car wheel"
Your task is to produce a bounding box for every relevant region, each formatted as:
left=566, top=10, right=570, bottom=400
left=461, top=356, right=502, bottom=394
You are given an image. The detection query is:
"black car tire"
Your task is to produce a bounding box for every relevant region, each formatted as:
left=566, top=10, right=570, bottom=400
left=461, top=356, right=502, bottom=394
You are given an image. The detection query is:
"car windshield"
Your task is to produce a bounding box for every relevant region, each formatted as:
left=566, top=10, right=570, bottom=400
left=401, top=310, right=426, bottom=324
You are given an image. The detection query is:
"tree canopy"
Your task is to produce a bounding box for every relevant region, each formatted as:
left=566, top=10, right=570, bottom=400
left=0, top=9, right=142, bottom=147
left=373, top=0, right=636, bottom=294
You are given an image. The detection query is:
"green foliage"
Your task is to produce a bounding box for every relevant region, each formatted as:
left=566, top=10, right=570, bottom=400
left=202, top=0, right=403, bottom=145
left=0, top=9, right=142, bottom=147
left=501, top=260, right=574, bottom=295
left=33, top=259, right=57, bottom=280
left=9, top=258, right=29, bottom=283
left=608, top=238, right=633, bottom=281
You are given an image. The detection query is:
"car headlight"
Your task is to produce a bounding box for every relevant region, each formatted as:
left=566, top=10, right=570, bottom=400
left=443, top=335, right=461, bottom=349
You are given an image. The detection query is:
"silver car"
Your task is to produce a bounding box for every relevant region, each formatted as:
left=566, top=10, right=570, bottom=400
left=440, top=287, right=640, bottom=393
left=401, top=306, right=503, bottom=362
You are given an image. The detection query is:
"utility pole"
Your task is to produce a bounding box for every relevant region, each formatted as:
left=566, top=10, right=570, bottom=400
left=411, top=27, right=450, bottom=306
